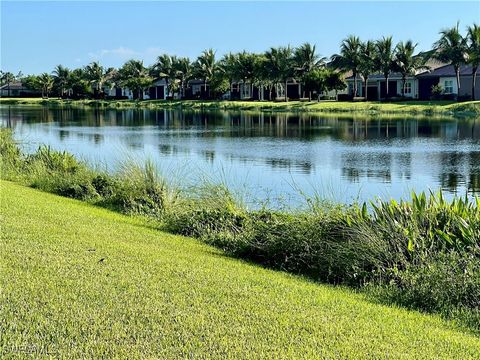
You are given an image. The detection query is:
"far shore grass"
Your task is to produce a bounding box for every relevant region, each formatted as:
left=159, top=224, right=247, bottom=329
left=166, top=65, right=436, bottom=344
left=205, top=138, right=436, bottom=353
left=2, top=180, right=480, bottom=358
left=1, top=97, right=480, bottom=117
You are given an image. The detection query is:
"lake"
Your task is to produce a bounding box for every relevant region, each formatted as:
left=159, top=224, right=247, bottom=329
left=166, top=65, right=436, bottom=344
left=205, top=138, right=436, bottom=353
left=2, top=105, right=480, bottom=206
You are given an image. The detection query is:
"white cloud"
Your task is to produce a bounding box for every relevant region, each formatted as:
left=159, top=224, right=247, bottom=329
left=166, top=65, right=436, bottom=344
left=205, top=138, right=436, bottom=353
left=88, top=46, right=138, bottom=60
left=86, top=46, right=167, bottom=66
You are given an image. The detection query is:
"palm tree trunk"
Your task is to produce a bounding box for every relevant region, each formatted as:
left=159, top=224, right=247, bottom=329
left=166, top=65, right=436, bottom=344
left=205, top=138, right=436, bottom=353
left=352, top=72, right=357, bottom=98
left=285, top=80, right=288, bottom=102
left=385, top=75, right=389, bottom=99
left=456, top=66, right=461, bottom=99
left=472, top=67, right=477, bottom=101
left=364, top=76, right=368, bottom=101
left=402, top=76, right=406, bottom=97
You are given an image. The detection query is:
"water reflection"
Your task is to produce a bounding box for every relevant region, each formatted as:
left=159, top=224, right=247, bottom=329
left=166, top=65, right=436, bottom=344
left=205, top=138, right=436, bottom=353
left=2, top=105, right=480, bottom=203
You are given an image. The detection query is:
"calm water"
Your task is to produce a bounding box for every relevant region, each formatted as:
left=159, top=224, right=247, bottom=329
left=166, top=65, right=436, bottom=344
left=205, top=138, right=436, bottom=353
left=2, top=105, right=480, bottom=206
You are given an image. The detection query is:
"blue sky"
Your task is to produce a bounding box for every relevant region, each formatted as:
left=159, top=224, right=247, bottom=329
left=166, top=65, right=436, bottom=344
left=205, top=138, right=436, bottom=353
left=1, top=1, right=478, bottom=74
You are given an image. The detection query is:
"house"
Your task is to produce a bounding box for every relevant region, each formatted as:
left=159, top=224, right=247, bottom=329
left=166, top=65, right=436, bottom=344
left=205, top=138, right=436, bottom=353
left=343, top=53, right=449, bottom=100
left=186, top=79, right=208, bottom=99
left=146, top=79, right=169, bottom=100
left=104, top=86, right=134, bottom=99
left=0, top=81, right=41, bottom=97
left=345, top=73, right=419, bottom=100
left=231, top=79, right=302, bottom=101
left=416, top=64, right=480, bottom=100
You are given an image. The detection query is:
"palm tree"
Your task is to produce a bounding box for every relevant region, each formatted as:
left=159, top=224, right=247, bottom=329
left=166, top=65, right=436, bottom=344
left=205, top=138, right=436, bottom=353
left=194, top=49, right=217, bottom=99
left=358, top=40, right=377, bottom=100
left=331, top=35, right=362, bottom=98
left=1, top=71, right=16, bottom=97
left=153, top=54, right=180, bottom=98
left=38, top=73, right=54, bottom=98
left=294, top=43, right=326, bottom=99
left=236, top=51, right=257, bottom=99
left=263, top=49, right=280, bottom=100
left=52, top=65, right=70, bottom=98
left=67, top=68, right=90, bottom=98
left=118, top=60, right=153, bottom=100
left=265, top=46, right=294, bottom=102
left=219, top=53, right=240, bottom=98
left=376, top=36, right=395, bottom=99
left=466, top=24, right=480, bottom=100
left=433, top=23, right=468, bottom=94
left=174, top=57, right=193, bottom=99
left=253, top=54, right=275, bottom=101
left=84, top=61, right=114, bottom=98
left=394, top=40, right=429, bottom=97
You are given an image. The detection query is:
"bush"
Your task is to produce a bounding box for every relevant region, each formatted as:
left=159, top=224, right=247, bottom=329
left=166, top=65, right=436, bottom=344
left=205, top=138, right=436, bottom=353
left=366, top=250, right=480, bottom=333
left=430, top=84, right=443, bottom=100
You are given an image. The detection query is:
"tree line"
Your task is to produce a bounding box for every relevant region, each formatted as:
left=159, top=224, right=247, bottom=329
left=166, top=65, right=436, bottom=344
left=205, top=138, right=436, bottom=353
left=1, top=22, right=478, bottom=101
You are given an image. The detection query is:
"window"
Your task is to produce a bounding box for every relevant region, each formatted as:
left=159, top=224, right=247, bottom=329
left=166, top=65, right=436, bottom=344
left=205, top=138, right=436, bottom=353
left=192, top=85, right=201, bottom=95
left=444, top=80, right=454, bottom=94
left=243, top=84, right=250, bottom=97
left=404, top=82, right=412, bottom=94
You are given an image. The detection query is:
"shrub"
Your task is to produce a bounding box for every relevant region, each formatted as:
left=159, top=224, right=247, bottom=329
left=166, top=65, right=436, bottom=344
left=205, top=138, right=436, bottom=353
left=366, top=250, right=480, bottom=333
left=431, top=84, right=443, bottom=100
left=26, top=146, right=80, bottom=174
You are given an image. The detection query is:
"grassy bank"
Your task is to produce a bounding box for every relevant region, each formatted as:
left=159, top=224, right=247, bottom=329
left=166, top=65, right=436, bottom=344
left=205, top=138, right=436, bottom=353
left=2, top=180, right=480, bottom=358
left=1, top=129, right=479, bottom=335
left=1, top=97, right=480, bottom=116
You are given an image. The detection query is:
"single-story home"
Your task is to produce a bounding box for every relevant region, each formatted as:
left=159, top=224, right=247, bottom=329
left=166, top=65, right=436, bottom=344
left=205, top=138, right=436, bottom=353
left=0, top=81, right=41, bottom=97
left=231, top=79, right=303, bottom=101
left=416, top=64, right=480, bottom=100
left=345, top=73, right=419, bottom=100
left=344, top=62, right=479, bottom=101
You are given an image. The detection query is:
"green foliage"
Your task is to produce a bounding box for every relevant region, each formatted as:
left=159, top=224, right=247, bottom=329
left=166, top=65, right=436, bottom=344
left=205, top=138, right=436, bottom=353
left=330, top=35, right=362, bottom=96
left=208, top=74, right=230, bottom=99
left=27, top=146, right=80, bottom=174
left=108, top=160, right=173, bottom=216
left=431, top=84, right=444, bottom=98
left=303, top=68, right=327, bottom=95
left=433, top=22, right=468, bottom=71
left=0, top=129, right=21, bottom=164
left=118, top=60, right=153, bottom=100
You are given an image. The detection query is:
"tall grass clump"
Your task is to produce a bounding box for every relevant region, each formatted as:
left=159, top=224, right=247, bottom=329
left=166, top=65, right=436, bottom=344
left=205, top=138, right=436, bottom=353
left=105, top=159, right=178, bottom=216
left=0, top=129, right=22, bottom=179
left=164, top=183, right=248, bottom=250
left=0, top=129, right=175, bottom=216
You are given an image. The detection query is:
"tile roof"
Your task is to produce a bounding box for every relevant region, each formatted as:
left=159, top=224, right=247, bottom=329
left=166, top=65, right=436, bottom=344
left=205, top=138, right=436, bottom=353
left=0, top=81, right=26, bottom=90
left=417, top=64, right=478, bottom=78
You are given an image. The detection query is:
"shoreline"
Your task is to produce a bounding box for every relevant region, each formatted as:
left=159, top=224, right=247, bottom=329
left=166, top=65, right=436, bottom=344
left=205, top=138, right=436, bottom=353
left=1, top=97, right=480, bottom=117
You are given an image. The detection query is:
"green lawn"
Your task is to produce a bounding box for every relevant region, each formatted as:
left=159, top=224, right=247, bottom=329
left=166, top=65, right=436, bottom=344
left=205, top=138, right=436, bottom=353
left=1, top=181, right=480, bottom=359
left=1, top=97, right=480, bottom=116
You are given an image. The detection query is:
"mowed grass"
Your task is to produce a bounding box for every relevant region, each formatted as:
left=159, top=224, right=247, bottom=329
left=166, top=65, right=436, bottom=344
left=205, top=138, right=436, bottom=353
left=1, top=97, right=480, bottom=116
left=1, top=181, right=480, bottom=359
